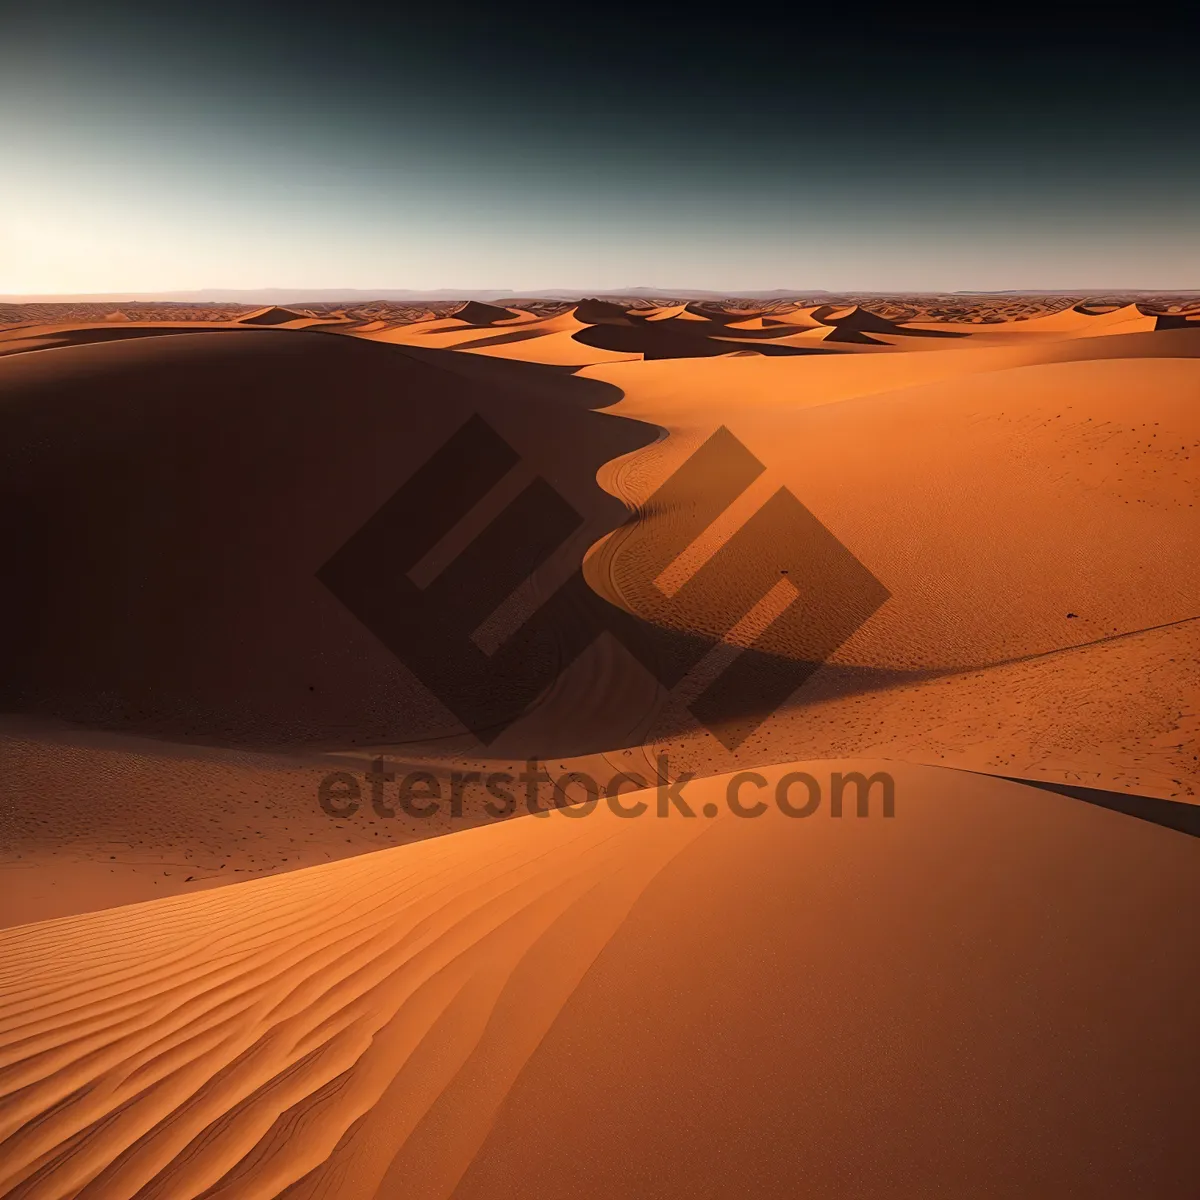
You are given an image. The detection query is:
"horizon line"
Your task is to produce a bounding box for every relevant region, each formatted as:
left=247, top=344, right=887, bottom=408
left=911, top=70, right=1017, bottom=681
left=6, top=287, right=1200, bottom=303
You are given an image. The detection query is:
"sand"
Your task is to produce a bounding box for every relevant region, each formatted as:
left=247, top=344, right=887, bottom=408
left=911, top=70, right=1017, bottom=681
left=1, top=295, right=1197, bottom=1196
left=2, top=762, right=1197, bottom=1198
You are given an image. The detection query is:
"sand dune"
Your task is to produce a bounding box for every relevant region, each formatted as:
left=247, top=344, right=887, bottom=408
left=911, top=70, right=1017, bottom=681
left=0, top=321, right=265, bottom=358
left=237, top=306, right=310, bottom=327
left=0, top=708, right=666, bottom=928
left=573, top=326, right=1200, bottom=786
left=1063, top=301, right=1158, bottom=336
left=586, top=342, right=1200, bottom=660
left=901, top=301, right=1171, bottom=340
left=449, top=300, right=523, bottom=325
left=359, top=305, right=644, bottom=364
left=761, top=304, right=825, bottom=327
left=711, top=321, right=840, bottom=347
left=3, top=293, right=1199, bottom=1198
left=366, top=297, right=990, bottom=362
left=144, top=292, right=1197, bottom=366
left=342, top=302, right=534, bottom=346
left=459, top=327, right=641, bottom=365
left=5, top=313, right=1198, bottom=775
left=804, top=303, right=968, bottom=344
left=0, top=332, right=660, bottom=752
left=574, top=308, right=835, bottom=359
left=2, top=761, right=1196, bottom=1199
left=640, top=303, right=705, bottom=322
left=572, top=296, right=635, bottom=323
left=4, top=314, right=1198, bottom=775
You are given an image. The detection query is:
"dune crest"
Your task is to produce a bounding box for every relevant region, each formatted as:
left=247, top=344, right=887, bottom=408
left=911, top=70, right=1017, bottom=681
left=237, top=305, right=309, bottom=326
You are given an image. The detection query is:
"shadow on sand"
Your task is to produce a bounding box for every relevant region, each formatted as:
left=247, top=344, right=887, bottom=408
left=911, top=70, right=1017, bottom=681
left=0, top=328, right=919, bottom=757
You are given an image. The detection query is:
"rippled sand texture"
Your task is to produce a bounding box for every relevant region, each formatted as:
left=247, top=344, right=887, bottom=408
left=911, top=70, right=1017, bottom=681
left=3, top=764, right=1198, bottom=1199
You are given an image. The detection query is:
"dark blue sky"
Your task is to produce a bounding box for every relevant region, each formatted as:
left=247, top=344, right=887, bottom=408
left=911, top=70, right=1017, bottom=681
left=3, top=4, right=1197, bottom=293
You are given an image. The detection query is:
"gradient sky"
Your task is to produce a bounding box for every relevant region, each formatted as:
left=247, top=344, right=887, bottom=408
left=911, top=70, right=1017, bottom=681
left=3, top=4, right=1198, bottom=295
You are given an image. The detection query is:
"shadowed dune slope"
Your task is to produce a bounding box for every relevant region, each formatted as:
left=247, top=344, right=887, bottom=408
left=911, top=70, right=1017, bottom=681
left=572, top=303, right=846, bottom=359
left=450, top=301, right=520, bottom=326
left=1156, top=312, right=1200, bottom=331
left=0, top=323, right=259, bottom=358
left=573, top=318, right=834, bottom=359
left=811, top=303, right=969, bottom=342
left=238, top=307, right=309, bottom=326
left=0, top=762, right=1196, bottom=1199
left=572, top=297, right=633, bottom=324
left=0, top=332, right=661, bottom=750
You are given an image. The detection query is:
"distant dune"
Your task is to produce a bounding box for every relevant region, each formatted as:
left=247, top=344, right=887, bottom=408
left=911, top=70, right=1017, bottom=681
left=237, top=305, right=310, bottom=326
left=450, top=300, right=521, bottom=326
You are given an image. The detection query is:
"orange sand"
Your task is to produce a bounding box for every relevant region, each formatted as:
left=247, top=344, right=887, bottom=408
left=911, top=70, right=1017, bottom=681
left=1, top=295, right=1197, bottom=1196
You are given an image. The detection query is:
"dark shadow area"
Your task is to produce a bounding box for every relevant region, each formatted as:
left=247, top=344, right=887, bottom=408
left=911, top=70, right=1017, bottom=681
left=573, top=320, right=837, bottom=359
left=0, top=331, right=654, bottom=749
left=0, top=328, right=898, bottom=755
left=0, top=324, right=263, bottom=357
left=812, top=305, right=969, bottom=341
left=999, top=776, right=1200, bottom=838
left=239, top=306, right=307, bottom=325
left=631, top=310, right=846, bottom=343
left=451, top=301, right=521, bottom=326
left=392, top=342, right=626, bottom=409
left=573, top=298, right=633, bottom=324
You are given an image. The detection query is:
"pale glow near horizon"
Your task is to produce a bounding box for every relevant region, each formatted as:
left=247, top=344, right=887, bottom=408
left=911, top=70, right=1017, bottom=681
left=4, top=116, right=1199, bottom=296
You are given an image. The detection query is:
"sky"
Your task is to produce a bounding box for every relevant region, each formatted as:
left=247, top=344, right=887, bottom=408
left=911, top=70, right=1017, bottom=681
left=2, top=4, right=1198, bottom=295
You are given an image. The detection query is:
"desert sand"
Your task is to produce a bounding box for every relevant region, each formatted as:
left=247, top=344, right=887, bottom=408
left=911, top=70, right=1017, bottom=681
left=1, top=294, right=1198, bottom=1196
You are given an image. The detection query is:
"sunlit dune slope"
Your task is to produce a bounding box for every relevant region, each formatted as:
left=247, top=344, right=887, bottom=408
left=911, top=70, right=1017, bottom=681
left=0, top=710, right=668, bottom=928
left=1, top=761, right=1196, bottom=1199
left=461, top=327, right=641, bottom=365
left=902, top=301, right=1180, bottom=340
left=359, top=305, right=643, bottom=364
left=585, top=331, right=1200, bottom=673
